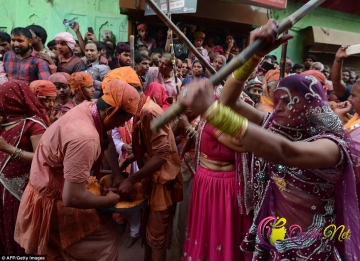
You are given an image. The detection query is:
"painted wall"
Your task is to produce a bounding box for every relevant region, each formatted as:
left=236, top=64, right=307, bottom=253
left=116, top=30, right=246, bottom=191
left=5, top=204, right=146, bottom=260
left=269, top=2, right=360, bottom=64
left=0, top=0, right=128, bottom=45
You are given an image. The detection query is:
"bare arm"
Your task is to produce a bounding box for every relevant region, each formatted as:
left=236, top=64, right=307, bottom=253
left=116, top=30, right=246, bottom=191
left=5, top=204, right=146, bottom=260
left=331, top=46, right=349, bottom=98
left=71, top=22, right=86, bottom=55
left=220, top=76, right=265, bottom=125
left=240, top=122, right=341, bottom=169
left=104, top=133, right=126, bottom=186
left=63, top=180, right=119, bottom=208
left=164, top=30, right=171, bottom=52
left=0, top=134, right=43, bottom=164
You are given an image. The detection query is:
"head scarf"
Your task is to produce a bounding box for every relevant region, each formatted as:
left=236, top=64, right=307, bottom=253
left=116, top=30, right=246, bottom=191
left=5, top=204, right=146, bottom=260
left=55, top=32, right=76, bottom=50
left=212, top=46, right=224, bottom=56
left=302, top=70, right=331, bottom=91
left=68, top=72, right=94, bottom=92
left=272, top=75, right=360, bottom=259
left=0, top=81, right=49, bottom=125
left=29, top=80, right=57, bottom=97
left=102, top=67, right=141, bottom=90
left=246, top=79, right=263, bottom=91
left=48, top=72, right=71, bottom=85
left=102, top=79, right=140, bottom=119
left=263, top=69, right=282, bottom=84
left=213, top=54, right=226, bottom=67
left=193, top=31, right=205, bottom=39
left=144, top=82, right=170, bottom=111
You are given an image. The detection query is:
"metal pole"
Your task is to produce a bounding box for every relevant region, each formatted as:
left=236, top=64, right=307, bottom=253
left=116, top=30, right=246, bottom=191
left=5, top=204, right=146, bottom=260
left=150, top=0, right=326, bottom=131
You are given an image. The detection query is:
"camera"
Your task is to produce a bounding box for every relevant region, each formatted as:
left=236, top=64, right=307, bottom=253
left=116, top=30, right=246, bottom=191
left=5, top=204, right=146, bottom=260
left=63, top=19, right=75, bottom=27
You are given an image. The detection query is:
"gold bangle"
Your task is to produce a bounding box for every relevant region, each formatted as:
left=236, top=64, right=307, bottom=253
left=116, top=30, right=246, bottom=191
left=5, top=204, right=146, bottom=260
left=233, top=55, right=261, bottom=82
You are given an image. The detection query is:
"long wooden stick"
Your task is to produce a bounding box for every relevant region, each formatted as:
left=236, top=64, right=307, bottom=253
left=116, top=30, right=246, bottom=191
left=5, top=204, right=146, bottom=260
left=145, top=0, right=217, bottom=75
left=279, top=31, right=289, bottom=79
left=150, top=0, right=326, bottom=131
left=130, top=35, right=135, bottom=69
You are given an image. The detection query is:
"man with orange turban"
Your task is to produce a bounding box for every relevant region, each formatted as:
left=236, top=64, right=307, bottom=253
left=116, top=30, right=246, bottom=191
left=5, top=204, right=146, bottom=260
left=114, top=67, right=182, bottom=261
left=69, top=72, right=95, bottom=105
left=136, top=23, right=156, bottom=51
left=15, top=79, right=140, bottom=261
left=29, top=80, right=57, bottom=121
left=256, top=69, right=287, bottom=113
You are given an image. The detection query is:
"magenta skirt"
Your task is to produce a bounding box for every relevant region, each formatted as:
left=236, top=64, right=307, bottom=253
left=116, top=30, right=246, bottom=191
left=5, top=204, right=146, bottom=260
left=183, top=166, right=252, bottom=261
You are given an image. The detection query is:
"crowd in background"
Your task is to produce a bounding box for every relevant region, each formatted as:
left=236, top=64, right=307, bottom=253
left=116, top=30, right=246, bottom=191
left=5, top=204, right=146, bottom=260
left=0, top=18, right=360, bottom=261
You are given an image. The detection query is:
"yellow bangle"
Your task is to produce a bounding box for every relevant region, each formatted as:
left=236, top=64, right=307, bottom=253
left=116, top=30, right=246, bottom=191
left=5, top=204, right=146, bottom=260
left=233, top=55, right=261, bottom=82
left=203, top=101, right=248, bottom=140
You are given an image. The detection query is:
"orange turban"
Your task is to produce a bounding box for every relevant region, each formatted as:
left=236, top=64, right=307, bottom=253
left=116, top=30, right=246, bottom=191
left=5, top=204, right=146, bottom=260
left=137, top=23, right=149, bottom=31
left=263, top=69, right=284, bottom=84
left=48, top=72, right=71, bottom=85
left=193, top=31, right=205, bottom=39
left=69, top=72, right=94, bottom=91
left=29, top=80, right=57, bottom=97
left=302, top=70, right=331, bottom=91
left=102, top=79, right=140, bottom=116
left=102, top=67, right=141, bottom=90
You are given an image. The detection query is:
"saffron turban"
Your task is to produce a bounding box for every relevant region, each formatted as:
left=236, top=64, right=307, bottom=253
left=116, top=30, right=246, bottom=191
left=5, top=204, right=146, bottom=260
left=246, top=79, right=263, bottom=90
left=102, top=67, right=141, bottom=90
left=48, top=72, right=71, bottom=85
left=68, top=72, right=94, bottom=91
left=193, top=31, right=205, bottom=39
left=137, top=23, right=149, bottom=31
left=55, top=32, right=76, bottom=50
left=302, top=70, right=331, bottom=91
left=29, top=80, right=57, bottom=97
left=102, top=79, right=140, bottom=116
left=263, top=69, right=286, bottom=84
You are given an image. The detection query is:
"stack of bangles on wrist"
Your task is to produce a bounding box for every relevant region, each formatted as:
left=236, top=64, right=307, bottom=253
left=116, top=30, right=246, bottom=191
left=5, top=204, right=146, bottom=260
left=203, top=101, right=248, bottom=140
left=186, top=125, right=197, bottom=139
left=11, top=148, right=24, bottom=160
left=232, top=54, right=262, bottom=82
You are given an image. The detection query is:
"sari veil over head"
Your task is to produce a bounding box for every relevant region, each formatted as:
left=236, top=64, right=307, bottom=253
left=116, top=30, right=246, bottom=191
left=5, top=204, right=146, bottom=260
left=241, top=74, right=360, bottom=260
left=0, top=81, right=49, bottom=125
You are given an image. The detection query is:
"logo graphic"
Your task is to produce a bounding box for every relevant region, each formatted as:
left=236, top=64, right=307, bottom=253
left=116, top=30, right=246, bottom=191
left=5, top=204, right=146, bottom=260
left=257, top=216, right=351, bottom=250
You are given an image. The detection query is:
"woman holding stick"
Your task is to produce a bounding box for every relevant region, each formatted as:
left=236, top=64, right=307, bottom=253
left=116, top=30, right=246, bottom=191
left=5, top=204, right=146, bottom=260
left=179, top=19, right=360, bottom=261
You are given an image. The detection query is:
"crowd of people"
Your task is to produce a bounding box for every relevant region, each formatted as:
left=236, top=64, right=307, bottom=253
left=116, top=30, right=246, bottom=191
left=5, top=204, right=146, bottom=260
left=0, top=17, right=359, bottom=261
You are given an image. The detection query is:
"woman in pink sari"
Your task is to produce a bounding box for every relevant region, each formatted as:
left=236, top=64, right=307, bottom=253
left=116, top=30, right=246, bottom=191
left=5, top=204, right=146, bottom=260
left=0, top=81, right=48, bottom=255
left=178, top=20, right=360, bottom=260
left=183, top=119, right=252, bottom=260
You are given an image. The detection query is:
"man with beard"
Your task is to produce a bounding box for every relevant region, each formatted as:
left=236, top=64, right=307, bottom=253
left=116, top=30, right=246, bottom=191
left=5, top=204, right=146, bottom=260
left=245, top=79, right=263, bottom=105
left=302, top=54, right=316, bottom=71
left=115, top=42, right=131, bottom=68
left=3, top=27, right=50, bottom=84
left=84, top=41, right=111, bottom=98
left=55, top=32, right=85, bottom=74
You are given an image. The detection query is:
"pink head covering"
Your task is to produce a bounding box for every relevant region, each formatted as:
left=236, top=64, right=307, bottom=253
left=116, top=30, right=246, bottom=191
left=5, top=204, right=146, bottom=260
left=48, top=72, right=71, bottom=85
left=55, top=32, right=76, bottom=50
left=144, top=82, right=170, bottom=111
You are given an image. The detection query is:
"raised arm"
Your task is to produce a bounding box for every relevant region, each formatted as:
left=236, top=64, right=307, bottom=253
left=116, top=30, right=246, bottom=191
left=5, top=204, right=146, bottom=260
left=331, top=46, right=349, bottom=99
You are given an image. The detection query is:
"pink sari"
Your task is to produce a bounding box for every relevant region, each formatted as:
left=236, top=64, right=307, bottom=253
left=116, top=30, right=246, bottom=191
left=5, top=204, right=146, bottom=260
left=183, top=122, right=252, bottom=261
